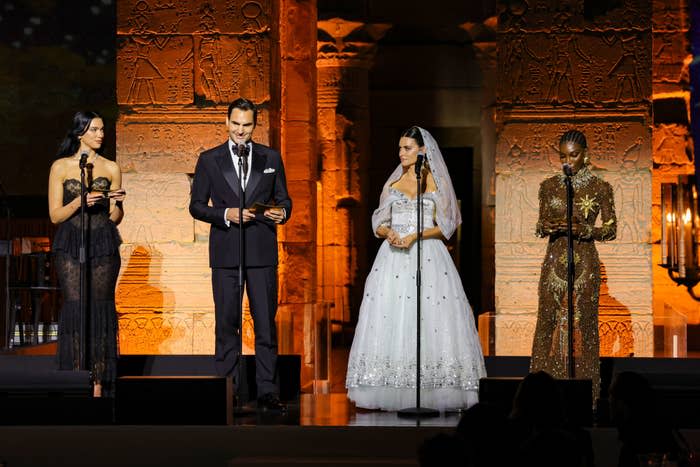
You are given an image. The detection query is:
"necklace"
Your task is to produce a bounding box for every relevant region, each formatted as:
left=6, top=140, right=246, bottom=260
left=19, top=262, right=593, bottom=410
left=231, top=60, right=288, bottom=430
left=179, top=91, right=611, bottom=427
left=75, top=152, right=98, bottom=165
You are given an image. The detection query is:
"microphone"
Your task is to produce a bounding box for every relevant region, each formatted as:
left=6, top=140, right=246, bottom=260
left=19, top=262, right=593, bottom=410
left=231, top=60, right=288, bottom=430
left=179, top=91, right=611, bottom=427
left=562, top=162, right=573, bottom=177
left=237, top=144, right=249, bottom=191
left=415, top=153, right=425, bottom=176
left=79, top=152, right=88, bottom=169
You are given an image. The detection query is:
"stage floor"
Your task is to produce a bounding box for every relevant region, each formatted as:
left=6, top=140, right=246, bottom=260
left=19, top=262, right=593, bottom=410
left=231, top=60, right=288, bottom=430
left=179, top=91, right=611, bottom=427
left=238, top=393, right=463, bottom=427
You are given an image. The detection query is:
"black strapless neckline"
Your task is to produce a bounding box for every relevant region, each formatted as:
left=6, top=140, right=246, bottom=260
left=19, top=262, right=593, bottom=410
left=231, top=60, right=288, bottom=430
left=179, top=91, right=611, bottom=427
left=63, top=176, right=111, bottom=187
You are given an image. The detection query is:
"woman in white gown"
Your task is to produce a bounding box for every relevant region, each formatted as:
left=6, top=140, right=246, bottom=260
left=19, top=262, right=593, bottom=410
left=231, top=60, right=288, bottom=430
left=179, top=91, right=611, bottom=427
left=346, top=126, right=486, bottom=411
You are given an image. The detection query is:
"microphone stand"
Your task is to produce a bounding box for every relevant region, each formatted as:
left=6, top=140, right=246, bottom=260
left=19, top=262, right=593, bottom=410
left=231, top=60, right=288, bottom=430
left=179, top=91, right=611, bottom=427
left=79, top=155, right=89, bottom=371
left=563, top=168, right=575, bottom=378
left=398, top=155, right=439, bottom=419
left=235, top=146, right=253, bottom=415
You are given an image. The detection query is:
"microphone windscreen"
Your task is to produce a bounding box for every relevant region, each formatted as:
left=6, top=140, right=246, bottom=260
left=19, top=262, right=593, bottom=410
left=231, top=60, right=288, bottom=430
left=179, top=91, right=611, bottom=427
left=562, top=163, right=573, bottom=176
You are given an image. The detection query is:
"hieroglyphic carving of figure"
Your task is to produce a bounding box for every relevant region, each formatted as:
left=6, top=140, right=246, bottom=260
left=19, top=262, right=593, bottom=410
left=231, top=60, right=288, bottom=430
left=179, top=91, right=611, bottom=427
left=503, top=36, right=543, bottom=103
left=241, top=1, right=268, bottom=33
left=614, top=171, right=645, bottom=242
left=501, top=138, right=538, bottom=241
left=126, top=36, right=170, bottom=104
left=545, top=28, right=591, bottom=104
left=613, top=137, right=646, bottom=242
left=128, top=0, right=152, bottom=32
left=605, top=34, right=644, bottom=102
left=199, top=2, right=217, bottom=33
left=198, top=37, right=223, bottom=101
left=227, top=36, right=265, bottom=99
left=653, top=33, right=673, bottom=60
left=654, top=125, right=691, bottom=165
left=499, top=0, right=528, bottom=31
left=622, top=136, right=643, bottom=168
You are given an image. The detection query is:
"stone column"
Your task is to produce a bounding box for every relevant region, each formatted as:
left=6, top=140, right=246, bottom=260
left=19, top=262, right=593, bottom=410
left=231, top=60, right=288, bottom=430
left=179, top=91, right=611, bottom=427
left=461, top=18, right=498, bottom=318
left=276, top=0, right=318, bottom=386
left=115, top=0, right=318, bottom=382
left=316, top=18, right=390, bottom=324
left=495, top=1, right=654, bottom=356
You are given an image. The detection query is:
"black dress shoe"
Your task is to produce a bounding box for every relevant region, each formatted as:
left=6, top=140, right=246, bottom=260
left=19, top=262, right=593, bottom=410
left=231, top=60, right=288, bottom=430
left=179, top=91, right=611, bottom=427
left=257, top=393, right=286, bottom=412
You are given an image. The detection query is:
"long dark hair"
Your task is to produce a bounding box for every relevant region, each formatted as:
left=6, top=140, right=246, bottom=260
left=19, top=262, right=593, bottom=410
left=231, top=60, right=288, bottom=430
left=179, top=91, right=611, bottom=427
left=400, top=125, right=429, bottom=193
left=56, top=110, right=103, bottom=158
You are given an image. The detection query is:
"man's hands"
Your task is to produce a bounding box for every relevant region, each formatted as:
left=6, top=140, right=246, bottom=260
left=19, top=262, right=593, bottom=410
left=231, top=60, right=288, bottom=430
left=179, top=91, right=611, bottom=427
left=226, top=207, right=256, bottom=224
left=226, top=207, right=285, bottom=224
left=263, top=207, right=285, bottom=224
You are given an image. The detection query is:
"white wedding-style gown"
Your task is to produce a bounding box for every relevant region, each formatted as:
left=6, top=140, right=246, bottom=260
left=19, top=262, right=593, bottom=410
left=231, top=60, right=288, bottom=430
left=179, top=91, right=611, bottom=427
left=346, top=189, right=486, bottom=411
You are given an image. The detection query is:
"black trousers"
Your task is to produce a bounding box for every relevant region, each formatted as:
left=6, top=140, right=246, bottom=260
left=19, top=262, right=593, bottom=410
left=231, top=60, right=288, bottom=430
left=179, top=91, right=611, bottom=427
left=212, top=265, right=279, bottom=396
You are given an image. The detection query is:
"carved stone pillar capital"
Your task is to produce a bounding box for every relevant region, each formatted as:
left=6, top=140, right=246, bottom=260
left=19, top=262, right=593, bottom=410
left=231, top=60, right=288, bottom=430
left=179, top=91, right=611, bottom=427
left=316, top=18, right=390, bottom=108
left=317, top=18, right=391, bottom=69
left=459, top=18, right=497, bottom=86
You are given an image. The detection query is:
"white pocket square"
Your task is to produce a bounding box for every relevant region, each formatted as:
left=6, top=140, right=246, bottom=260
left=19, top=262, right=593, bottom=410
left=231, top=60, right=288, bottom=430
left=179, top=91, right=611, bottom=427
left=263, top=168, right=276, bottom=174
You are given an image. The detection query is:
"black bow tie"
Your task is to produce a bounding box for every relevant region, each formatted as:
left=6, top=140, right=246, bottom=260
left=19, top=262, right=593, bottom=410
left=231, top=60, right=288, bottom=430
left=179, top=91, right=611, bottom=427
left=236, top=144, right=248, bottom=178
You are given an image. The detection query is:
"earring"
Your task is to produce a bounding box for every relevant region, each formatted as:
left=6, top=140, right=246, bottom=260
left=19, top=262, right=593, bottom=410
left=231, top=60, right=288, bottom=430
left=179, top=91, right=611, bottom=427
left=584, top=156, right=590, bottom=165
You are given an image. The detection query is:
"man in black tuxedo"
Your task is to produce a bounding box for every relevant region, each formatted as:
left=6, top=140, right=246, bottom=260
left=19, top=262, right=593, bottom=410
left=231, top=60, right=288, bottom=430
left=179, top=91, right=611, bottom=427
left=189, top=98, right=291, bottom=411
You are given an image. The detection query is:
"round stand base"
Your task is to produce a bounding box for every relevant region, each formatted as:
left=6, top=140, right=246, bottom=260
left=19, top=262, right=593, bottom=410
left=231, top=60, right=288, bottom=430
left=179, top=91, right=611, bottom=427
left=397, top=406, right=440, bottom=418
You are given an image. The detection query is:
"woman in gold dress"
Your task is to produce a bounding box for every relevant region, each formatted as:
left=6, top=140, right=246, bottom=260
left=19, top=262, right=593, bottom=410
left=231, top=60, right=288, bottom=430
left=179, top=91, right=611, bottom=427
left=530, top=130, right=617, bottom=402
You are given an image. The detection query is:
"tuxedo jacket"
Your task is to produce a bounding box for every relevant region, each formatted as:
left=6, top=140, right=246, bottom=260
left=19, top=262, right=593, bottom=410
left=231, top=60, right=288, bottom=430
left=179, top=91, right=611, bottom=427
left=189, top=141, right=292, bottom=268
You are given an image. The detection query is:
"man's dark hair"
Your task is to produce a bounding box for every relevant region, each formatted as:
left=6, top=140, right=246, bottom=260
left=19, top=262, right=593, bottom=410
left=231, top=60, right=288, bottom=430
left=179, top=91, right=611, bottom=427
left=227, top=97, right=258, bottom=126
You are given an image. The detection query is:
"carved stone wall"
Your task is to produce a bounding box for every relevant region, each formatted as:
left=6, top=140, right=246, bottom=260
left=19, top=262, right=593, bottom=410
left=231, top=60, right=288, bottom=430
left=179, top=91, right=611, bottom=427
left=495, top=0, right=654, bottom=356
left=115, top=0, right=318, bottom=381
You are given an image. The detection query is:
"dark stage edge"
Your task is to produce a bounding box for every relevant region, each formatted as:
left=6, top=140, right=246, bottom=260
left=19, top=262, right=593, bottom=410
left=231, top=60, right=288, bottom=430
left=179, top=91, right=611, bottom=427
left=0, top=424, right=446, bottom=467
left=0, top=420, right=698, bottom=467
left=1, top=354, right=699, bottom=426
left=0, top=354, right=700, bottom=467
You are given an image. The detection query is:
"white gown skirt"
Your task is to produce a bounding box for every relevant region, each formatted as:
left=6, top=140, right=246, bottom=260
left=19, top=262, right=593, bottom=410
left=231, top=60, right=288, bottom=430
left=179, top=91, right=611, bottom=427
left=346, top=238, right=486, bottom=411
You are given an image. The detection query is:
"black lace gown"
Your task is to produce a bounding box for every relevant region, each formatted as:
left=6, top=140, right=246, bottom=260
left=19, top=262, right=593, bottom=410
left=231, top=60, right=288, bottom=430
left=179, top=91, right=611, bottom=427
left=52, top=177, right=122, bottom=397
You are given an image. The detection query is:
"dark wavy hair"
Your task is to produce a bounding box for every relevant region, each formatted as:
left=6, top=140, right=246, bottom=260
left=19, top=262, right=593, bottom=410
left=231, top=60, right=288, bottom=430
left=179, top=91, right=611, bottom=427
left=227, top=97, right=258, bottom=126
left=400, top=126, right=425, bottom=147
left=56, top=110, right=103, bottom=158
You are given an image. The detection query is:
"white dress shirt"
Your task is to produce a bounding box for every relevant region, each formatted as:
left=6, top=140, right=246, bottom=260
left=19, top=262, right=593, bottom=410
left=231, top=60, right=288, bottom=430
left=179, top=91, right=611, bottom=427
left=224, top=140, right=252, bottom=226
left=229, top=140, right=252, bottom=190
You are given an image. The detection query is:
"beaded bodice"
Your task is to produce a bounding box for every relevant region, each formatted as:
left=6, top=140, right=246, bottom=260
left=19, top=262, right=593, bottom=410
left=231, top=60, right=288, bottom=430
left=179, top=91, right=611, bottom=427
left=389, top=188, right=437, bottom=236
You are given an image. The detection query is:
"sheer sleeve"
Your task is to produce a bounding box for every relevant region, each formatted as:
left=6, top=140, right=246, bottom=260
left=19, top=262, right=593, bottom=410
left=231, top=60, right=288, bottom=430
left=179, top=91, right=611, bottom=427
left=371, top=165, right=402, bottom=237
left=592, top=181, right=617, bottom=242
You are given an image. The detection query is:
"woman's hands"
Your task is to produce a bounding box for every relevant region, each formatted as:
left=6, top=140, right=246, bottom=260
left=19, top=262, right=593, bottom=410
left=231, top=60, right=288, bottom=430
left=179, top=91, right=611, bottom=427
left=108, top=188, right=126, bottom=202
left=541, top=218, right=584, bottom=237
left=388, top=232, right=417, bottom=249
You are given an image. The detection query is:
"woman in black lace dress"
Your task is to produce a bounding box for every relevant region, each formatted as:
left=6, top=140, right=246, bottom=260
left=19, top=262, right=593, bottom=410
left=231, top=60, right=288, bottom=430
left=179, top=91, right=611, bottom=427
left=48, top=111, right=125, bottom=398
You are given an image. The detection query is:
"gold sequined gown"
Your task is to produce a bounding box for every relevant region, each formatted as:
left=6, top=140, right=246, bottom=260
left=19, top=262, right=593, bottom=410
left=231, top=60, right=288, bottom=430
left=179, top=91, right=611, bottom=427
left=530, top=167, right=616, bottom=400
